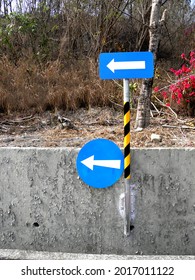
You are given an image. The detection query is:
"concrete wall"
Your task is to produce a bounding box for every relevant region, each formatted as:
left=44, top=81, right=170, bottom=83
left=0, top=147, right=195, bottom=255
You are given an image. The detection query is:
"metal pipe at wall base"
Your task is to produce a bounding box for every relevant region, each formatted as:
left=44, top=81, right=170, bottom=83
left=124, top=178, right=131, bottom=236
left=119, top=183, right=135, bottom=235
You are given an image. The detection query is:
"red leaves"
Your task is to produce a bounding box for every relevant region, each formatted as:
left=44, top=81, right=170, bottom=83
left=181, top=64, right=191, bottom=74
left=153, top=51, right=195, bottom=110
left=153, top=86, right=159, bottom=92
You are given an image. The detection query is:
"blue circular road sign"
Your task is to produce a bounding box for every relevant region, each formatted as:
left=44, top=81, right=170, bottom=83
left=76, top=138, right=124, bottom=189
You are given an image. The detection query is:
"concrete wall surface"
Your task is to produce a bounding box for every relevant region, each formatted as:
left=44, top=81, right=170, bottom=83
left=0, top=147, right=195, bottom=255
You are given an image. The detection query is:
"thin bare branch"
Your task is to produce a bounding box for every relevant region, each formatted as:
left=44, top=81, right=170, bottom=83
left=153, top=95, right=178, bottom=119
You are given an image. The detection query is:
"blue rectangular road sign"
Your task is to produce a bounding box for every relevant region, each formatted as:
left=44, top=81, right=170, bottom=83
left=99, top=52, right=154, bottom=80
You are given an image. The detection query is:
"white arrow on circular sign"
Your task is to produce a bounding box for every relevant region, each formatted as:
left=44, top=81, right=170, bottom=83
left=81, top=155, right=121, bottom=170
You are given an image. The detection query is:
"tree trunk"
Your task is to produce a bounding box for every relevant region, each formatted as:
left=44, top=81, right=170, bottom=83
left=135, top=0, right=165, bottom=129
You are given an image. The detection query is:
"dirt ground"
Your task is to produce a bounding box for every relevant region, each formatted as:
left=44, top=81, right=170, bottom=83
left=0, top=107, right=195, bottom=148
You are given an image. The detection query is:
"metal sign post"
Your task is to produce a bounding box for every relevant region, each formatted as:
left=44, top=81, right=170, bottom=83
left=123, top=79, right=131, bottom=236
left=98, top=51, right=154, bottom=236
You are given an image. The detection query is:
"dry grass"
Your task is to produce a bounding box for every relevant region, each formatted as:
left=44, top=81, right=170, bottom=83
left=0, top=56, right=122, bottom=114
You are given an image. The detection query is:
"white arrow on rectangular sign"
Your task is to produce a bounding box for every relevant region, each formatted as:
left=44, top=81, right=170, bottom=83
left=107, top=59, right=146, bottom=73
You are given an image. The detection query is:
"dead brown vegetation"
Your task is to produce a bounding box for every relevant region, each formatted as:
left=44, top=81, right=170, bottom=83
left=0, top=1, right=194, bottom=116
left=0, top=57, right=122, bottom=114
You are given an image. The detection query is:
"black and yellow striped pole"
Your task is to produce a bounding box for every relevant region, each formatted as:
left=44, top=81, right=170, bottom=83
left=123, top=79, right=131, bottom=236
